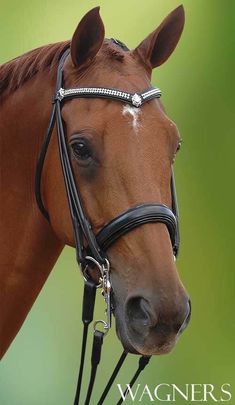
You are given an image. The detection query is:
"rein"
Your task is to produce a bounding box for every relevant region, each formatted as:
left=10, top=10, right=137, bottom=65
left=35, top=47, right=180, bottom=404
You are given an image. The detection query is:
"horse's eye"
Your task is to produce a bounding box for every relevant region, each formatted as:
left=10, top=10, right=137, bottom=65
left=71, top=140, right=92, bottom=161
left=177, top=140, right=182, bottom=152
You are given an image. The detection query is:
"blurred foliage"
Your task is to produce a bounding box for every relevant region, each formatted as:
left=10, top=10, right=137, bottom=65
left=1, top=0, right=235, bottom=404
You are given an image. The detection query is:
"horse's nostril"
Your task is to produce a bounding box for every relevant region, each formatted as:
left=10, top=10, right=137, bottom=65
left=126, top=297, right=157, bottom=333
left=177, top=299, right=191, bottom=334
left=126, top=295, right=191, bottom=338
left=127, top=297, right=148, bottom=321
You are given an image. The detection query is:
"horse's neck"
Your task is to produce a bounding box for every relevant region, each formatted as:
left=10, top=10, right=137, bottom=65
left=0, top=72, right=63, bottom=358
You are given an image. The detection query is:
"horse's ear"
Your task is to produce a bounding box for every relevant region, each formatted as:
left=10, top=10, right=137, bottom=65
left=70, top=7, right=105, bottom=68
left=133, top=5, right=185, bottom=70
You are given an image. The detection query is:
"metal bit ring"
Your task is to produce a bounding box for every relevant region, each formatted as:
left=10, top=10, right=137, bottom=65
left=82, top=256, right=108, bottom=288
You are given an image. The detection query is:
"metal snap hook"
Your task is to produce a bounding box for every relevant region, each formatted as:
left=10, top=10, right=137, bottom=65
left=85, top=256, right=112, bottom=333
left=93, top=320, right=109, bottom=336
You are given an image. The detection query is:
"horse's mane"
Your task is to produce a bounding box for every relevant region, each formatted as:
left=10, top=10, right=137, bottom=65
left=0, top=39, right=127, bottom=101
left=0, top=41, right=70, bottom=99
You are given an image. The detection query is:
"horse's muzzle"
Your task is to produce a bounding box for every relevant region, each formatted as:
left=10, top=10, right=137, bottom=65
left=120, top=294, right=191, bottom=355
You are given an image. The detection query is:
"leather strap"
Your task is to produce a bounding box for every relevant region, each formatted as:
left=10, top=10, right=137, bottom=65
left=35, top=104, right=56, bottom=221
left=73, top=280, right=96, bottom=405
left=55, top=86, right=161, bottom=108
left=84, top=330, right=104, bottom=405
left=35, top=46, right=70, bottom=222
left=97, top=351, right=128, bottom=404
left=97, top=203, right=177, bottom=253
left=116, top=356, right=151, bottom=405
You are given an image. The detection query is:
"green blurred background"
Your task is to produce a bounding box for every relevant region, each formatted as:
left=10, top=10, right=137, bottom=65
left=1, top=0, right=235, bottom=404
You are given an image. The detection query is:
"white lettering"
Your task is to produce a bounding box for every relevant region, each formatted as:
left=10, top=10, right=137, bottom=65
left=203, top=384, right=218, bottom=402
left=139, top=384, right=154, bottom=402
left=191, top=384, right=204, bottom=402
left=154, top=384, right=172, bottom=401
left=117, top=383, right=232, bottom=402
left=221, top=383, right=232, bottom=402
left=172, top=384, right=189, bottom=401
left=117, top=383, right=140, bottom=402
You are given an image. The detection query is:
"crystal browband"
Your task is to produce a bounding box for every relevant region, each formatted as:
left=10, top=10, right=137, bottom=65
left=56, top=86, right=161, bottom=107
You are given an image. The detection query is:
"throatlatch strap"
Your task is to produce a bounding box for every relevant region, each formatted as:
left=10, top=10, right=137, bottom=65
left=35, top=104, right=56, bottom=221
left=116, top=356, right=151, bottom=405
left=73, top=280, right=96, bottom=405
left=84, top=330, right=104, bottom=405
left=35, top=46, right=70, bottom=222
left=97, top=351, right=128, bottom=405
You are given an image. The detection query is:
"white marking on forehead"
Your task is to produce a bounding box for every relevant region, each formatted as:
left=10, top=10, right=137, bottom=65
left=122, top=104, right=141, bottom=132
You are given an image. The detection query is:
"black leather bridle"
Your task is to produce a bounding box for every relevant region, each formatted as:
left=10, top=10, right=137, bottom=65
left=35, top=46, right=180, bottom=404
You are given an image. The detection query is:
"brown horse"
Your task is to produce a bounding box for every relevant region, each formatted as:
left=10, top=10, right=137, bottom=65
left=0, top=6, right=190, bottom=360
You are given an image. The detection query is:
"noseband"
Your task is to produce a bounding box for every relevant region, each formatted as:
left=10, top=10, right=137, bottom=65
left=35, top=46, right=180, bottom=404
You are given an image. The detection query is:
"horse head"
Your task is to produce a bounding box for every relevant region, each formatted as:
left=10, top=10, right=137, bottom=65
left=44, top=6, right=190, bottom=356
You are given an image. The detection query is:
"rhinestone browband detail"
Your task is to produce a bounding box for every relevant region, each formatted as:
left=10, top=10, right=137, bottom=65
left=56, top=87, right=161, bottom=107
